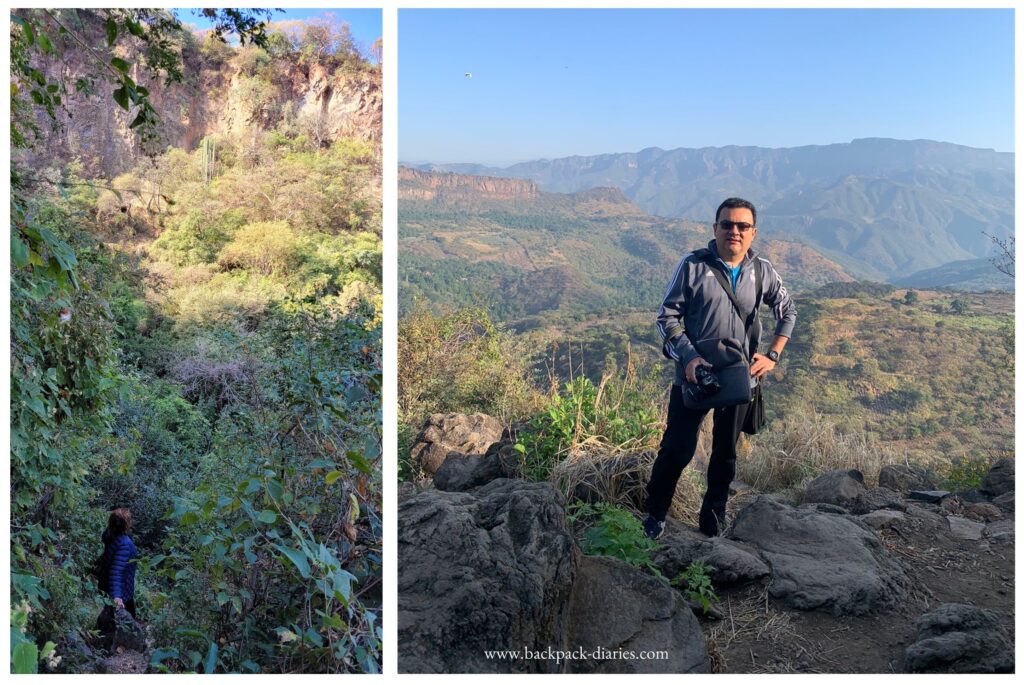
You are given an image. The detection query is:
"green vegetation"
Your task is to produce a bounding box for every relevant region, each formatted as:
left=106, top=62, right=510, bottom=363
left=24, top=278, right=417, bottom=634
left=672, top=562, right=719, bottom=615
left=515, top=368, right=662, bottom=481
left=397, top=305, right=541, bottom=480
left=11, top=9, right=380, bottom=674
left=942, top=454, right=998, bottom=492
left=567, top=502, right=665, bottom=580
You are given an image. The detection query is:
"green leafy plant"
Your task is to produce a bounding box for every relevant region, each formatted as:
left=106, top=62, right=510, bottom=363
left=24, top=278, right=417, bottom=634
left=568, top=502, right=665, bottom=581
left=672, top=561, right=719, bottom=615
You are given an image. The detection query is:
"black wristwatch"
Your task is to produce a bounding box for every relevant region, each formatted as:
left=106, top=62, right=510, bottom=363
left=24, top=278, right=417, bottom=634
left=766, top=350, right=780, bottom=363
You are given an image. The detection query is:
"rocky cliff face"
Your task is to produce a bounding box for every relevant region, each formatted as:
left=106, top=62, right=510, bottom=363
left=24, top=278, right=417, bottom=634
left=25, top=29, right=381, bottom=178
left=399, top=167, right=539, bottom=202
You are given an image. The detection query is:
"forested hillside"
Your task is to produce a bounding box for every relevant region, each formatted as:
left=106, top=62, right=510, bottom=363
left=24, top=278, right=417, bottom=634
left=11, top=9, right=381, bottom=674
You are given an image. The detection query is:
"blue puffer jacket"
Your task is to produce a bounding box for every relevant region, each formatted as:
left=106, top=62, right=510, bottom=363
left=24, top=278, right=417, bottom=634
left=102, top=531, right=137, bottom=601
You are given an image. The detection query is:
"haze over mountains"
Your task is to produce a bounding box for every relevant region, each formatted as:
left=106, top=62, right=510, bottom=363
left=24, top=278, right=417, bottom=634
left=411, top=138, right=1014, bottom=286
left=399, top=167, right=854, bottom=323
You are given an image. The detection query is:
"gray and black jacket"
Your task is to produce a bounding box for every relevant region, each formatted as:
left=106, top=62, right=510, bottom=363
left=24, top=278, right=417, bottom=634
left=658, top=239, right=797, bottom=387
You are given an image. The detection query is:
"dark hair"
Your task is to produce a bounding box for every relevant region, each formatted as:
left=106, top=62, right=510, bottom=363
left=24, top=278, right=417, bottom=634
left=715, top=197, right=757, bottom=226
left=107, top=508, right=132, bottom=536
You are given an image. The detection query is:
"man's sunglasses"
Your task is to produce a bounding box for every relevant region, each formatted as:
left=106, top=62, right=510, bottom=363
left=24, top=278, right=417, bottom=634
left=715, top=221, right=755, bottom=233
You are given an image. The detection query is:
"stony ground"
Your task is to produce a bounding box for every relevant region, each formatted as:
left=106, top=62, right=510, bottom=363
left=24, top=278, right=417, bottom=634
left=401, top=414, right=1014, bottom=674
left=701, top=496, right=1014, bottom=674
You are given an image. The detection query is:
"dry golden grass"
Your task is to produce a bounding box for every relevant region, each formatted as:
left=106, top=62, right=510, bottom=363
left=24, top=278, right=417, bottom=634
left=549, top=414, right=715, bottom=523
left=738, top=406, right=912, bottom=495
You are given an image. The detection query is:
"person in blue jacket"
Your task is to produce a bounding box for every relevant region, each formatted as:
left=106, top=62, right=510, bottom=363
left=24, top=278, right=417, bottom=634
left=101, top=508, right=138, bottom=618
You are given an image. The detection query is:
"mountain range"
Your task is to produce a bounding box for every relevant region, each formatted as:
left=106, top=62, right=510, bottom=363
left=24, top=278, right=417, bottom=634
left=411, top=138, right=1014, bottom=285
left=399, top=167, right=854, bottom=324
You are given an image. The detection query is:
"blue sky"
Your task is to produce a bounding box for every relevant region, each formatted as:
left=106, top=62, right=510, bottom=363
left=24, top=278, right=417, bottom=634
left=175, top=8, right=382, bottom=60
left=399, top=9, right=1014, bottom=166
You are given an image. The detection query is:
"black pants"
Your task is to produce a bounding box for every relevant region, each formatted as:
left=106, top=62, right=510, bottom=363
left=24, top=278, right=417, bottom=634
left=645, top=385, right=749, bottom=521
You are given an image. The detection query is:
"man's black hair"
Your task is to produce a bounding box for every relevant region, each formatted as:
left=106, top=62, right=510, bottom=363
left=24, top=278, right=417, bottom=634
left=715, top=197, right=757, bottom=226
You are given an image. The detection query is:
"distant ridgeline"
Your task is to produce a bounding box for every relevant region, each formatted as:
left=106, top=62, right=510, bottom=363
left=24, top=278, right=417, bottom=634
left=413, top=138, right=1014, bottom=288
left=399, top=166, right=858, bottom=323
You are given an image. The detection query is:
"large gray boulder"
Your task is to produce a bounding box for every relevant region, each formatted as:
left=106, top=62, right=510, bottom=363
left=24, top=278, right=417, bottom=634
left=980, top=458, right=1014, bottom=498
left=730, top=497, right=909, bottom=615
left=410, top=413, right=505, bottom=475
left=652, top=521, right=769, bottom=586
left=904, top=603, right=1013, bottom=673
left=565, top=556, right=708, bottom=673
left=434, top=441, right=518, bottom=492
left=398, top=479, right=578, bottom=673
left=878, top=464, right=938, bottom=493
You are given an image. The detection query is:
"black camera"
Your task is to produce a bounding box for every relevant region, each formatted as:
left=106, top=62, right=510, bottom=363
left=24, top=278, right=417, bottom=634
left=686, top=364, right=720, bottom=404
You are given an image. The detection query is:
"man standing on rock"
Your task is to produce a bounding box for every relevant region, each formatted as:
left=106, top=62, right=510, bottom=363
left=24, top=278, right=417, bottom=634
left=644, top=198, right=796, bottom=539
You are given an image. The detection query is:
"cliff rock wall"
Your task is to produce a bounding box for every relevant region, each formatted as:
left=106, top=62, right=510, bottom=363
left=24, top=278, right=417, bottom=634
left=25, top=33, right=381, bottom=178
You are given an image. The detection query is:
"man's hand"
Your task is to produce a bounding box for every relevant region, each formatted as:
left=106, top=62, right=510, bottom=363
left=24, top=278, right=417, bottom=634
left=685, top=357, right=711, bottom=384
left=749, top=353, right=777, bottom=379
left=114, top=597, right=125, bottom=610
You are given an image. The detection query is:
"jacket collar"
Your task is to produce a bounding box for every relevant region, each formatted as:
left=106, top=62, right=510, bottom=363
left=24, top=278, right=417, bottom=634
left=709, top=239, right=755, bottom=267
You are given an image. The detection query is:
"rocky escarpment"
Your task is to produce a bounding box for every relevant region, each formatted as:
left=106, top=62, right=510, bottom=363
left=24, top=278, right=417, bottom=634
left=399, top=167, right=540, bottom=202
left=23, top=16, right=380, bottom=178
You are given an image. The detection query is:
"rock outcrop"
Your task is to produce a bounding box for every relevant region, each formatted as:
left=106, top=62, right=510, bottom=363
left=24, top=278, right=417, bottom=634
left=24, top=15, right=381, bottom=179
left=980, top=458, right=1014, bottom=498
left=878, top=464, right=938, bottom=493
left=399, top=167, right=539, bottom=202
left=904, top=604, right=1014, bottom=673
left=730, top=497, right=909, bottom=615
left=653, top=521, right=769, bottom=587
left=409, top=413, right=505, bottom=476
left=566, top=556, right=708, bottom=674
left=398, top=479, right=578, bottom=673
left=434, top=440, right=519, bottom=492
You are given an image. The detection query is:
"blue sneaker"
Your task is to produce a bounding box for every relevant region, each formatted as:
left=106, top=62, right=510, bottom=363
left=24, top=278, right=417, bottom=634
left=643, top=515, right=665, bottom=540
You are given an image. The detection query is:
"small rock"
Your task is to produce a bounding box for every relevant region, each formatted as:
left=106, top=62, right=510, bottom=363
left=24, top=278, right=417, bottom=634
left=731, top=497, right=909, bottom=615
left=939, top=497, right=962, bottom=514
left=903, top=503, right=948, bottom=529
left=859, top=510, right=906, bottom=529
left=962, top=502, right=1001, bottom=522
left=946, top=516, right=985, bottom=541
left=804, top=469, right=866, bottom=511
left=980, top=458, right=1014, bottom=498
left=991, top=492, right=1014, bottom=513
left=861, top=487, right=906, bottom=512
left=878, top=464, right=937, bottom=493
left=909, top=490, right=951, bottom=503
left=983, top=519, right=1013, bottom=540
left=904, top=603, right=1013, bottom=673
